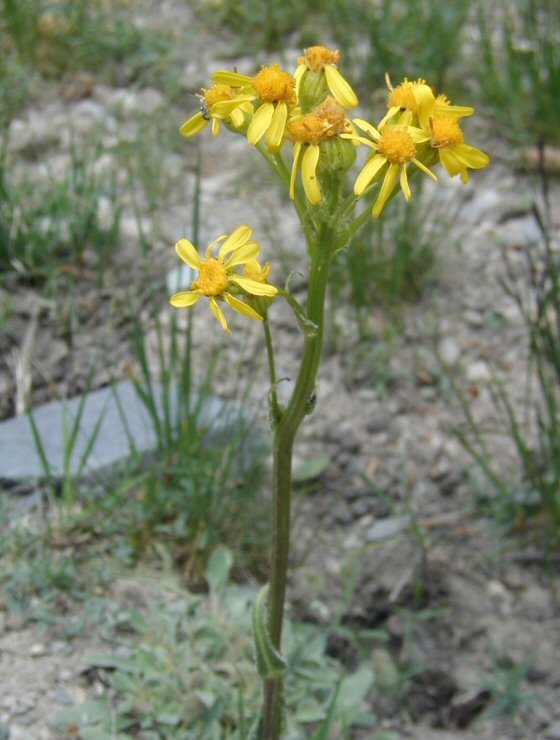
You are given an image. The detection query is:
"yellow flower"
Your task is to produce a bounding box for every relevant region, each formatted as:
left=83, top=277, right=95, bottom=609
left=169, top=226, right=278, bottom=333
left=212, top=64, right=296, bottom=151
left=380, top=74, right=436, bottom=128
left=343, top=119, right=437, bottom=217
left=179, top=83, right=253, bottom=138
left=428, top=114, right=490, bottom=183
left=287, top=97, right=354, bottom=205
left=294, top=46, right=358, bottom=109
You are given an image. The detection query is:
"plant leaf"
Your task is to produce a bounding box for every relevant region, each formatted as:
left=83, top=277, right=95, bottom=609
left=252, top=585, right=287, bottom=678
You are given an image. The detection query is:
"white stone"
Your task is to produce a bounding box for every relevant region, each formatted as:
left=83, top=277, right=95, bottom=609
left=466, top=360, right=492, bottom=383
left=438, top=337, right=460, bottom=366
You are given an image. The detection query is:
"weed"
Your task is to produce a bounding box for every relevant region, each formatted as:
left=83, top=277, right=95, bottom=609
left=477, top=648, right=540, bottom=721
left=49, top=563, right=376, bottom=738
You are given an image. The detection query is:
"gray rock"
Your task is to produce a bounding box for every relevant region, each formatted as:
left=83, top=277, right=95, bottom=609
left=0, top=380, right=254, bottom=486
left=366, top=515, right=411, bottom=542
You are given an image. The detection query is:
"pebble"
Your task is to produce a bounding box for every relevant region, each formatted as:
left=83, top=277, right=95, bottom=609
left=438, top=337, right=460, bottom=366
left=366, top=515, right=410, bottom=542
left=466, top=360, right=492, bottom=383
left=29, top=643, right=47, bottom=657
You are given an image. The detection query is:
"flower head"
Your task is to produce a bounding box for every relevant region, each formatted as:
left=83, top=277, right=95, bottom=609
left=179, top=83, right=252, bottom=138
left=380, top=74, right=435, bottom=128
left=287, top=97, right=354, bottom=204
left=212, top=64, right=296, bottom=151
left=428, top=114, right=489, bottom=183
left=343, top=119, right=437, bottom=217
left=170, top=226, right=277, bottom=333
left=295, top=46, right=358, bottom=110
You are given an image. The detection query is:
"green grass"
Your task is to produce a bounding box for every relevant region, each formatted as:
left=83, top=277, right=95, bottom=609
left=330, top=181, right=462, bottom=337
left=0, top=141, right=121, bottom=280
left=475, top=0, right=560, bottom=146
left=451, top=183, right=560, bottom=546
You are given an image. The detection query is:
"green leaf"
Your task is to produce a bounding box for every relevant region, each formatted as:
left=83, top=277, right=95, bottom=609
left=292, top=454, right=331, bottom=483
left=87, top=653, right=138, bottom=673
left=252, top=585, right=287, bottom=679
left=205, top=546, right=233, bottom=594
left=51, top=701, right=112, bottom=732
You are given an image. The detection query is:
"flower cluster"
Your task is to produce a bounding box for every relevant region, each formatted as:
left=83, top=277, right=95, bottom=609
left=172, top=47, right=489, bottom=331
left=179, top=46, right=488, bottom=217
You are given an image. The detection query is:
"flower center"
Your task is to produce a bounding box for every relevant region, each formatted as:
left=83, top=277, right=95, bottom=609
left=194, top=259, right=229, bottom=296
left=203, top=83, right=236, bottom=108
left=253, top=64, right=295, bottom=103
left=287, top=97, right=348, bottom=144
left=389, top=78, right=426, bottom=111
left=430, top=115, right=464, bottom=147
left=299, top=45, right=340, bottom=71
left=378, top=129, right=416, bottom=164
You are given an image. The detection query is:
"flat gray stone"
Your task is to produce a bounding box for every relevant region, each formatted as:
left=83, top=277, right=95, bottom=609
left=366, top=515, right=411, bottom=542
left=0, top=380, right=252, bottom=486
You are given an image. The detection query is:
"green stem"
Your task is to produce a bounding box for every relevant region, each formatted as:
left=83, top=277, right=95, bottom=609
left=262, top=226, right=333, bottom=738
left=263, top=318, right=281, bottom=424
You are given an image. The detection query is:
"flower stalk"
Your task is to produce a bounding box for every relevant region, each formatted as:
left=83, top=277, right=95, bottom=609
left=170, top=44, right=489, bottom=739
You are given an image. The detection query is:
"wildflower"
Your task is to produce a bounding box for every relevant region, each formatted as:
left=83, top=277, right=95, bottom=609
left=294, top=46, right=358, bottom=110
left=287, top=97, right=355, bottom=205
left=179, top=83, right=252, bottom=138
left=380, top=74, right=435, bottom=128
left=170, top=226, right=277, bottom=333
left=428, top=114, right=490, bottom=183
left=243, top=258, right=276, bottom=318
left=343, top=119, right=437, bottom=217
left=212, top=64, right=296, bottom=151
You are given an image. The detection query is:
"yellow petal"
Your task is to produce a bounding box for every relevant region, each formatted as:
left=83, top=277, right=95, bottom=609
left=247, top=102, right=274, bottom=145
left=436, top=101, right=474, bottom=118
left=224, top=292, right=263, bottom=321
left=218, top=225, right=252, bottom=260
left=407, top=126, right=430, bottom=143
left=211, top=117, right=220, bottom=136
left=175, top=238, right=202, bottom=269
left=378, top=106, right=400, bottom=128
left=230, top=275, right=278, bottom=296
left=453, top=143, right=490, bottom=170
left=229, top=107, right=244, bottom=128
left=413, top=84, right=436, bottom=129
left=439, top=148, right=464, bottom=177
left=372, top=164, right=399, bottom=218
left=209, top=297, right=231, bottom=333
left=354, top=155, right=386, bottom=195
left=169, top=290, right=201, bottom=307
left=301, top=144, right=321, bottom=205
left=324, top=64, right=358, bottom=109
left=212, top=95, right=255, bottom=118
left=223, top=241, right=260, bottom=268
left=264, top=101, right=287, bottom=152
left=212, top=70, right=254, bottom=86
left=412, top=157, right=438, bottom=181
left=400, top=165, right=411, bottom=201
left=290, top=142, right=302, bottom=200
left=340, top=133, right=376, bottom=149
left=179, top=112, right=208, bottom=138
left=353, top=118, right=381, bottom=140
left=294, top=63, right=305, bottom=95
